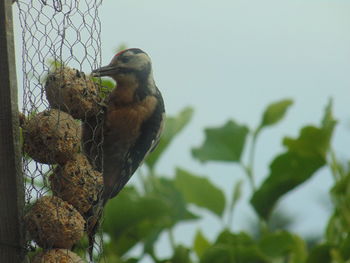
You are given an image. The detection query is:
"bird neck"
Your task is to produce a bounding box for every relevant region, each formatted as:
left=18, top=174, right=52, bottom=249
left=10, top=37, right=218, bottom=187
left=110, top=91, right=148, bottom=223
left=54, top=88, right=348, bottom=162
left=110, top=82, right=138, bottom=106
left=108, top=73, right=155, bottom=106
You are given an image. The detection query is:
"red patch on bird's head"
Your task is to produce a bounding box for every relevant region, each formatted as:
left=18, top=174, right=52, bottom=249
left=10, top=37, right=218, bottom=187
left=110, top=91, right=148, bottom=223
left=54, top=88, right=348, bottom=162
left=115, top=49, right=128, bottom=57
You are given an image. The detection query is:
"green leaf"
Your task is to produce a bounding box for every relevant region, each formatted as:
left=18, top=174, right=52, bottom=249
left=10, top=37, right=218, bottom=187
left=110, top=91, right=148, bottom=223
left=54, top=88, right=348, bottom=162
left=216, top=230, right=255, bottom=246
left=330, top=172, right=350, bottom=199
left=251, top=152, right=325, bottom=219
left=283, top=126, right=331, bottom=159
left=251, top=102, right=336, bottom=219
left=330, top=249, right=346, bottom=263
left=227, top=180, right=244, bottom=228
left=229, top=179, right=243, bottom=214
left=146, top=107, right=194, bottom=170
left=194, top=230, right=211, bottom=258
left=258, top=231, right=307, bottom=263
left=175, top=168, right=226, bottom=217
left=142, top=176, right=200, bottom=255
left=326, top=211, right=346, bottom=245
left=92, top=77, right=115, bottom=99
left=148, top=176, right=200, bottom=225
left=306, top=244, right=332, bottom=263
left=327, top=179, right=350, bottom=249
left=143, top=226, right=164, bottom=256
left=103, top=175, right=201, bottom=256
left=201, top=245, right=268, bottom=263
left=103, top=187, right=172, bottom=256
left=99, top=78, right=115, bottom=98
left=321, top=98, right=337, bottom=131
left=260, top=99, right=293, bottom=128
left=46, top=58, right=65, bottom=72
left=192, top=120, right=249, bottom=163
left=283, top=99, right=336, bottom=159
left=339, top=235, right=350, bottom=260
left=200, top=231, right=268, bottom=263
left=199, top=245, right=232, bottom=263
left=171, top=245, right=192, bottom=263
left=124, top=258, right=140, bottom=263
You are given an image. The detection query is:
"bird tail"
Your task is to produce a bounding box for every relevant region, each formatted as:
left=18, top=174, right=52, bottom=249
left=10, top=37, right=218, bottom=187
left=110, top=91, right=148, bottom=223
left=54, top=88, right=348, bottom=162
left=86, top=197, right=106, bottom=262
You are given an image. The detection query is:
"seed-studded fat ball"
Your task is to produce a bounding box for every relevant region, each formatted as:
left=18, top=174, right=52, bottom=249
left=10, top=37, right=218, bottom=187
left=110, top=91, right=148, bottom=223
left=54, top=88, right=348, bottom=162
left=45, top=67, right=102, bottom=119
left=32, top=249, right=85, bottom=263
left=25, top=196, right=85, bottom=249
left=23, top=109, right=81, bottom=165
left=50, top=154, right=103, bottom=214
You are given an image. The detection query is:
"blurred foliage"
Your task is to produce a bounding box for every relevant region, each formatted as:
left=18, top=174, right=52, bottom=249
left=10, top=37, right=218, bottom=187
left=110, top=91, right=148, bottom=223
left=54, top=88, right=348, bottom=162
left=192, top=120, right=249, bottom=163
left=24, top=96, right=347, bottom=262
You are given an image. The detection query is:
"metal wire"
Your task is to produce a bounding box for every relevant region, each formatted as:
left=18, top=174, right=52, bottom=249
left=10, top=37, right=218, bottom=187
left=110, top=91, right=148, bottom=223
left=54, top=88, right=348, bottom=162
left=16, top=0, right=104, bottom=261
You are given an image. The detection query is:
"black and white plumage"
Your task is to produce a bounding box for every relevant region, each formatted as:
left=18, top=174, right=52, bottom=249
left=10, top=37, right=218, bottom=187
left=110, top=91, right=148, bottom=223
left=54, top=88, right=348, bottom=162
left=84, top=48, right=165, bottom=260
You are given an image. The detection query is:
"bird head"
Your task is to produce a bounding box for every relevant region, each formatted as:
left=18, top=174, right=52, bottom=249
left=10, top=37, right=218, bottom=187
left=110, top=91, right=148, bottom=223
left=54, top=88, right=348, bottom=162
left=92, top=48, right=152, bottom=82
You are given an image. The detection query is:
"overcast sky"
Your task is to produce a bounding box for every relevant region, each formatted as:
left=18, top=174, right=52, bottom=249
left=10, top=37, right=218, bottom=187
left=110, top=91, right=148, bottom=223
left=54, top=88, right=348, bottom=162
left=13, top=0, right=350, bottom=260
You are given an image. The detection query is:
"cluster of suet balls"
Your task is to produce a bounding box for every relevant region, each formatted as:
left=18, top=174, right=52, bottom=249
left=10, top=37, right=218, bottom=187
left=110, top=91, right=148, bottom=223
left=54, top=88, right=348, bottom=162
left=23, top=66, right=103, bottom=262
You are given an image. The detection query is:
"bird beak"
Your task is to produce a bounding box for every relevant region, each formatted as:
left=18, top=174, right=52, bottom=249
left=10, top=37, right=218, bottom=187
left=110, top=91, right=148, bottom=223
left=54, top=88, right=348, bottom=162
left=91, top=65, right=119, bottom=77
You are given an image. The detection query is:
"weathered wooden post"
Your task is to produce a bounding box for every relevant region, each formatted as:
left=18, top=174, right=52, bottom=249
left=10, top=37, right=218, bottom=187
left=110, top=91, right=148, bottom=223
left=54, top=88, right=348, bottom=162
left=0, top=1, right=25, bottom=262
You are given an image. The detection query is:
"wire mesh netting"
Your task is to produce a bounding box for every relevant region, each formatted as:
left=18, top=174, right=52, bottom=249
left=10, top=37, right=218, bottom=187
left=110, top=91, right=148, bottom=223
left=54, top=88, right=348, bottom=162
left=16, top=0, right=106, bottom=261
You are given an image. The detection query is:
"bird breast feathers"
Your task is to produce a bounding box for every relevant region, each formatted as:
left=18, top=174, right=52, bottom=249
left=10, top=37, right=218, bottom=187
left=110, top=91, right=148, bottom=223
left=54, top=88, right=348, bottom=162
left=105, top=95, right=158, bottom=141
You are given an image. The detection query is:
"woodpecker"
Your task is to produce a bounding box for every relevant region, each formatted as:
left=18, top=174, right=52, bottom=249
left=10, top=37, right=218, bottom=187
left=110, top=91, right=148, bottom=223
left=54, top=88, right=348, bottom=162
left=85, top=48, right=165, bottom=259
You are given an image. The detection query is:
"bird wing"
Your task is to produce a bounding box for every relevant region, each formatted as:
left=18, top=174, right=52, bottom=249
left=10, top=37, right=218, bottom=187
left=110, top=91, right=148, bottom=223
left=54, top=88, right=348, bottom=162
left=87, top=90, right=164, bottom=260
left=102, top=91, right=165, bottom=200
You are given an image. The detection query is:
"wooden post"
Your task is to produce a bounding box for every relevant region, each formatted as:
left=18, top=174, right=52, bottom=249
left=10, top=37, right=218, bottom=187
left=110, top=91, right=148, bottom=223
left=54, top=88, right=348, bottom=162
left=0, top=0, right=25, bottom=262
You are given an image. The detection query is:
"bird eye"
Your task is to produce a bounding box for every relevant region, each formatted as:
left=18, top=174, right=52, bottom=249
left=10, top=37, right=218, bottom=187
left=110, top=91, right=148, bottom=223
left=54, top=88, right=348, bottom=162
left=120, top=56, right=130, bottom=63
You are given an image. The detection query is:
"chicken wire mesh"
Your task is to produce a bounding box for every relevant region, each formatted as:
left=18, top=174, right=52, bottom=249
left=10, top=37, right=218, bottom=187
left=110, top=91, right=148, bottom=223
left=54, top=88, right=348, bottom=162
left=15, top=0, right=105, bottom=261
